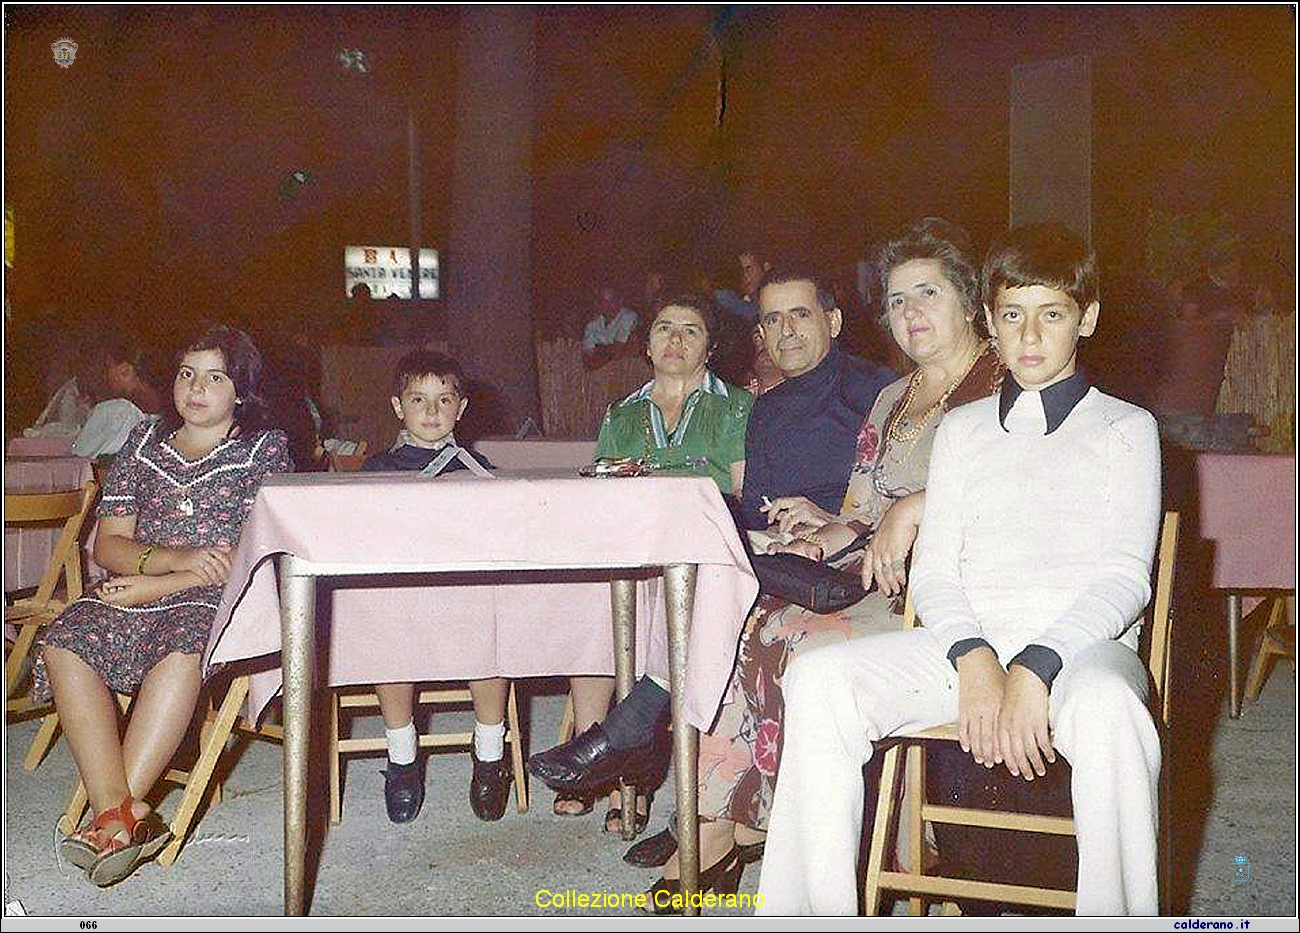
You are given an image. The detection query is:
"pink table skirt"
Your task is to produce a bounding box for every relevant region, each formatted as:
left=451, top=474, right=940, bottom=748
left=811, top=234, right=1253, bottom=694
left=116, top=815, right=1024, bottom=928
left=1195, top=453, right=1296, bottom=590
left=4, top=456, right=94, bottom=592
left=205, top=469, right=759, bottom=729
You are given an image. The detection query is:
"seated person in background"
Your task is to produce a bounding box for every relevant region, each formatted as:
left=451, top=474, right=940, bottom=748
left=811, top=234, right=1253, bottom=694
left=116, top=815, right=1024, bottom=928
left=715, top=250, right=770, bottom=324
left=530, top=264, right=896, bottom=899
left=73, top=337, right=164, bottom=459
left=36, top=325, right=291, bottom=887
left=757, top=223, right=1163, bottom=915
left=582, top=286, right=641, bottom=368
left=563, top=293, right=752, bottom=831
left=360, top=350, right=507, bottom=824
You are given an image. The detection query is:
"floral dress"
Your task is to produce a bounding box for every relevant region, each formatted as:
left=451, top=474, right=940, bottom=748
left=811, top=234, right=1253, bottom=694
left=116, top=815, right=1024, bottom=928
left=697, top=345, right=1002, bottom=828
left=32, top=418, right=291, bottom=700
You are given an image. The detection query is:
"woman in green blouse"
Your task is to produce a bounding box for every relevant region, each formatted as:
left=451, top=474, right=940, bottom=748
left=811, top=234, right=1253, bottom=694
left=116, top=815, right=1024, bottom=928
left=561, top=293, right=754, bottom=828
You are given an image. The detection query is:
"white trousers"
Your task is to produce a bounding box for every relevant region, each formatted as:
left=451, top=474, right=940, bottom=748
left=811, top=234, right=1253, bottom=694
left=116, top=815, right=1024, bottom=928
left=755, top=629, right=1161, bottom=916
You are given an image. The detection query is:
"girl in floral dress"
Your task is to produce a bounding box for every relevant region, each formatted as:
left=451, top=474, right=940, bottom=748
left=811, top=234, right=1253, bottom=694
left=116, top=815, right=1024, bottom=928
left=35, top=325, right=291, bottom=887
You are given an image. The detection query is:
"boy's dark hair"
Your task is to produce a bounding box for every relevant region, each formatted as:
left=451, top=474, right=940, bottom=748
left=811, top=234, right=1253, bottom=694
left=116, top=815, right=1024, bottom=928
left=648, top=293, right=721, bottom=345
left=393, top=349, right=465, bottom=397
left=875, top=217, right=981, bottom=324
left=159, top=324, right=272, bottom=435
left=757, top=264, right=838, bottom=315
left=982, top=223, right=1099, bottom=311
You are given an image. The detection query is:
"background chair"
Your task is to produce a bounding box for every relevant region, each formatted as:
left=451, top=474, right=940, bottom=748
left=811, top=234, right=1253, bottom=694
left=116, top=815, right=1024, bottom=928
left=324, top=439, right=368, bottom=472
left=5, top=481, right=98, bottom=737
left=862, top=511, right=1179, bottom=916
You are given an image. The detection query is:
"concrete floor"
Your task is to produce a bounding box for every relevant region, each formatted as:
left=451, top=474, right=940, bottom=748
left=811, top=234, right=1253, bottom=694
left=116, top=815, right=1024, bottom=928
left=3, top=664, right=1295, bottom=920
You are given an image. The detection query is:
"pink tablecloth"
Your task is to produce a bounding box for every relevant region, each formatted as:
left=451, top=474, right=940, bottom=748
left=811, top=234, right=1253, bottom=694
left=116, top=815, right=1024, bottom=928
left=205, top=469, right=759, bottom=730
left=4, top=456, right=94, bottom=592
left=1195, top=453, right=1296, bottom=590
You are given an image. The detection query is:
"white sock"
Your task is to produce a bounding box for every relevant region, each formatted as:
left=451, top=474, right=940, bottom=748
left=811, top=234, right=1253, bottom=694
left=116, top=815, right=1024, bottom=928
left=473, top=720, right=505, bottom=761
left=386, top=722, right=418, bottom=766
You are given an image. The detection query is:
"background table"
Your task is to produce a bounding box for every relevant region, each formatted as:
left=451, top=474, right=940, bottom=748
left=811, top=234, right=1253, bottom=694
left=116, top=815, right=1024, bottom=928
left=1195, top=453, right=1296, bottom=716
left=205, top=468, right=759, bottom=915
left=4, top=456, right=94, bottom=592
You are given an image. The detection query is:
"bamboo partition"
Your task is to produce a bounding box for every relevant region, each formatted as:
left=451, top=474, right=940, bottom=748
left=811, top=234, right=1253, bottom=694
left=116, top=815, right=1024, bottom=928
left=536, top=338, right=651, bottom=439
left=1216, top=313, right=1296, bottom=453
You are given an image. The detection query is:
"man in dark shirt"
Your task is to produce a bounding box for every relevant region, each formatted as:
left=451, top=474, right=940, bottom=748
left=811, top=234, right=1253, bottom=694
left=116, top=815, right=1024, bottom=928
left=529, top=265, right=895, bottom=798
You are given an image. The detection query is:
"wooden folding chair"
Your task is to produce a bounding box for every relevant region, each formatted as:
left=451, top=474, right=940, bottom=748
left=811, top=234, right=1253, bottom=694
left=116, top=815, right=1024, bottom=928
left=57, top=673, right=281, bottom=866
left=329, top=682, right=528, bottom=824
left=862, top=511, right=1179, bottom=916
left=325, top=439, right=368, bottom=472
left=5, top=481, right=98, bottom=731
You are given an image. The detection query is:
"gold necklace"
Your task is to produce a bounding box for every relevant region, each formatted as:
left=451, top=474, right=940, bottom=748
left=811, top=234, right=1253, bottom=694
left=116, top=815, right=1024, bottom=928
left=887, top=342, right=986, bottom=445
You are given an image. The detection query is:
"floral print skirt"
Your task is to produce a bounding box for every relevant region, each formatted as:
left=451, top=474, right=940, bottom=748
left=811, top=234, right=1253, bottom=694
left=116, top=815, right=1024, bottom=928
left=696, top=575, right=904, bottom=830
left=31, top=585, right=221, bottom=702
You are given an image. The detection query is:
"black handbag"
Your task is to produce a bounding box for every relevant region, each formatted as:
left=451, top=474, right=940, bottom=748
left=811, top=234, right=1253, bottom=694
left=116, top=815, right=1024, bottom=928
left=749, top=532, right=871, bottom=613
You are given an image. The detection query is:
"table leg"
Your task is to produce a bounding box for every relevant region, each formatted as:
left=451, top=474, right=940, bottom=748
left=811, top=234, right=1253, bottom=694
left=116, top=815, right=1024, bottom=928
left=610, top=576, right=637, bottom=840
left=664, top=563, right=699, bottom=916
left=281, top=556, right=317, bottom=916
left=1227, top=593, right=1241, bottom=719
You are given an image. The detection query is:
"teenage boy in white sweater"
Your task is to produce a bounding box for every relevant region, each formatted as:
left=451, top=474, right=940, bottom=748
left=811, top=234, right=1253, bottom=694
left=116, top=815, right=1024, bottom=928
left=756, top=224, right=1162, bottom=916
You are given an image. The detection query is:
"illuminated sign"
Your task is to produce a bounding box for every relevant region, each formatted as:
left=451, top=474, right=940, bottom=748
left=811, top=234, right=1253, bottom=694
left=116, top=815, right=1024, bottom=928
left=345, top=245, right=439, bottom=299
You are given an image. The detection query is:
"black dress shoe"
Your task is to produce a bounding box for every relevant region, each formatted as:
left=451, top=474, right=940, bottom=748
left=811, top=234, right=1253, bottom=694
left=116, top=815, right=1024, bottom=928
left=642, top=847, right=744, bottom=915
left=624, top=827, right=765, bottom=869
left=383, top=759, right=425, bottom=824
left=624, top=827, right=677, bottom=867
left=469, top=749, right=512, bottom=822
left=528, top=724, right=653, bottom=792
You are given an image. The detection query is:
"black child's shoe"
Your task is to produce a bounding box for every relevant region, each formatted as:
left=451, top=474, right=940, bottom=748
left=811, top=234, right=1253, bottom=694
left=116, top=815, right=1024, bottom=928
left=383, top=758, right=426, bottom=824
left=469, top=749, right=512, bottom=822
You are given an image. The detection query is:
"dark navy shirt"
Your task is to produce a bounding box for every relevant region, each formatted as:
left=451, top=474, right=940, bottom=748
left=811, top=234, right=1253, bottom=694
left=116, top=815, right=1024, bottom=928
left=739, top=345, right=895, bottom=530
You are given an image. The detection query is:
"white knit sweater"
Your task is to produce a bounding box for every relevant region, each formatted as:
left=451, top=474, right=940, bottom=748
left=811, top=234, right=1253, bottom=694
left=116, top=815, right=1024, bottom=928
left=911, top=385, right=1161, bottom=668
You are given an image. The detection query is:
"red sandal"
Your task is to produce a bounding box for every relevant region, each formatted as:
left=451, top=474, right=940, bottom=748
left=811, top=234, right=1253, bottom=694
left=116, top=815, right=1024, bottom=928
left=85, top=795, right=172, bottom=887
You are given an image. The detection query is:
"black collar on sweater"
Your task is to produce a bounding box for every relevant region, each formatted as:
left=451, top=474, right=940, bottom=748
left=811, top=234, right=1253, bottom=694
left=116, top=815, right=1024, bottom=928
left=999, top=369, right=1091, bottom=435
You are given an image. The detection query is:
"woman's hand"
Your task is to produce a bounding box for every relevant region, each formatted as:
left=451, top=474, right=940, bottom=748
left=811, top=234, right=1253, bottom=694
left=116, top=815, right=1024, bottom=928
left=96, top=575, right=169, bottom=607
left=767, top=539, right=825, bottom=560
left=761, top=496, right=836, bottom=535
left=861, top=492, right=923, bottom=596
left=955, top=647, right=1006, bottom=768
left=164, top=546, right=234, bottom=586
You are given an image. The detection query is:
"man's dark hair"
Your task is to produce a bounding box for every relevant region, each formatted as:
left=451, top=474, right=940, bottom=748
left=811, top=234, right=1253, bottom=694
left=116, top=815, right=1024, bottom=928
left=758, top=264, right=838, bottom=314
left=982, top=223, right=1099, bottom=310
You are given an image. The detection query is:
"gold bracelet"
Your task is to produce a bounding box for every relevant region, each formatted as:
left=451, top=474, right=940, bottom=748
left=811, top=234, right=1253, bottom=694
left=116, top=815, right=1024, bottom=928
left=136, top=545, right=156, bottom=575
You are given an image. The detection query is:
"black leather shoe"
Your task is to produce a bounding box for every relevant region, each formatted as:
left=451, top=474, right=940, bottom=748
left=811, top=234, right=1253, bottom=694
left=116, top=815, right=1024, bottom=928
left=469, top=750, right=512, bottom=822
left=383, top=759, right=425, bottom=824
left=624, top=828, right=765, bottom=869
left=528, top=724, right=653, bottom=792
left=642, top=847, right=744, bottom=915
left=624, top=827, right=677, bottom=868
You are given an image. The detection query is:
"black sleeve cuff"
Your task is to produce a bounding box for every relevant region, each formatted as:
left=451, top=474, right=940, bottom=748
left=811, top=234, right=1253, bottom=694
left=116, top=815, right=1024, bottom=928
left=1009, top=644, right=1064, bottom=689
left=947, top=638, right=994, bottom=669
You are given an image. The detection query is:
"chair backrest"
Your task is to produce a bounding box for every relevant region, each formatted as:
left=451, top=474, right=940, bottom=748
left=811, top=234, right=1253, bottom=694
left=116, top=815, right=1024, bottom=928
left=326, top=439, right=368, bottom=472
left=4, top=481, right=98, bottom=604
left=902, top=510, right=1180, bottom=725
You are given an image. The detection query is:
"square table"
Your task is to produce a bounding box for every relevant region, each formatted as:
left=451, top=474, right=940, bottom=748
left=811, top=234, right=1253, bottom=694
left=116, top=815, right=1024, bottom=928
left=205, top=468, right=759, bottom=916
left=1195, top=453, right=1296, bottom=716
